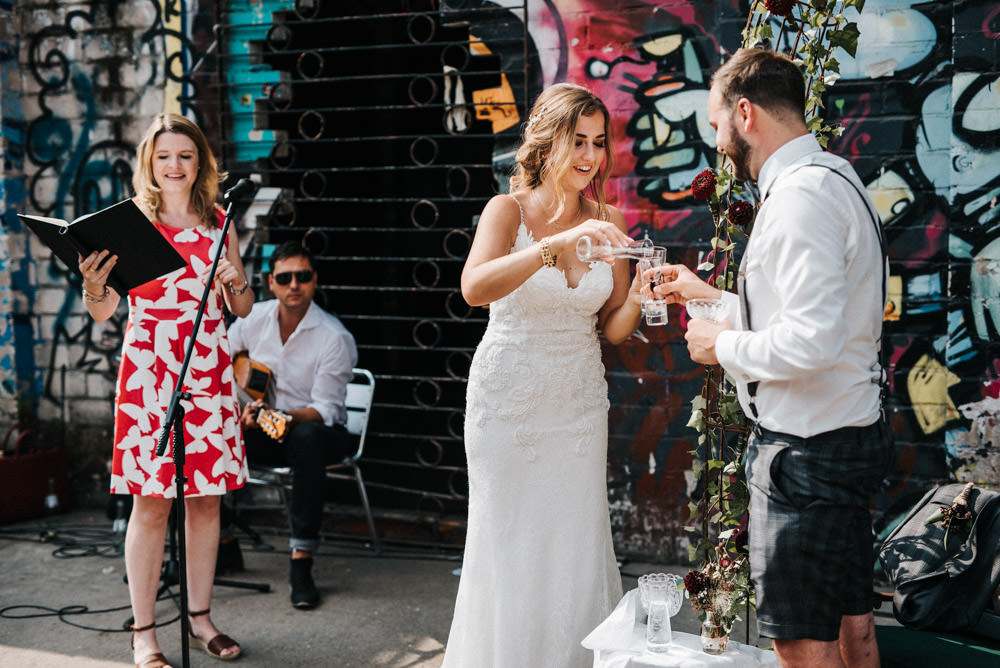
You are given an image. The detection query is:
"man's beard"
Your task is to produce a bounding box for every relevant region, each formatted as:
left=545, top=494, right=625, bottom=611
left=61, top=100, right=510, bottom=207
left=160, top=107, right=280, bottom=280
left=728, top=130, right=752, bottom=182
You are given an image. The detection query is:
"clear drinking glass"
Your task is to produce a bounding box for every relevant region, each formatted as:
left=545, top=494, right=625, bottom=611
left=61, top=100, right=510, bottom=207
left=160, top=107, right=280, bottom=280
left=686, top=297, right=726, bottom=323
left=576, top=235, right=655, bottom=261
left=638, top=573, right=683, bottom=653
left=638, top=247, right=668, bottom=326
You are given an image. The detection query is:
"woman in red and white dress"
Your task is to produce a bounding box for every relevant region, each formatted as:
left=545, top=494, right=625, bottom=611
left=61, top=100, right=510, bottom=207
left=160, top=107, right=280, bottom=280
left=80, top=113, right=253, bottom=668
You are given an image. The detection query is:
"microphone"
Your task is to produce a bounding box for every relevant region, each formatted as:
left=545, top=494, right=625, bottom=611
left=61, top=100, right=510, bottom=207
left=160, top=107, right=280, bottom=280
left=224, top=178, right=257, bottom=202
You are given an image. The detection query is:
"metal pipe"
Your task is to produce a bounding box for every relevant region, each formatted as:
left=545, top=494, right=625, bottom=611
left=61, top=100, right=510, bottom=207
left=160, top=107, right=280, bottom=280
left=440, top=42, right=470, bottom=71
left=293, top=0, right=320, bottom=20
left=406, top=13, right=436, bottom=44
left=295, top=50, right=325, bottom=79
left=299, top=170, right=328, bottom=199
left=407, top=75, right=438, bottom=106
left=266, top=23, right=293, bottom=51
left=448, top=469, right=468, bottom=499
left=445, top=290, right=473, bottom=320
left=416, top=439, right=445, bottom=468
left=301, top=228, right=329, bottom=255
left=445, top=351, right=472, bottom=380
left=411, top=199, right=439, bottom=228
left=267, top=82, right=292, bottom=110
left=412, top=259, right=441, bottom=288
left=412, top=379, right=443, bottom=408
left=409, top=136, right=439, bottom=166
left=445, top=166, right=470, bottom=198
left=443, top=229, right=471, bottom=258
left=269, top=141, right=296, bottom=169
left=297, top=110, right=325, bottom=140
left=446, top=410, right=464, bottom=439
left=412, top=319, right=442, bottom=349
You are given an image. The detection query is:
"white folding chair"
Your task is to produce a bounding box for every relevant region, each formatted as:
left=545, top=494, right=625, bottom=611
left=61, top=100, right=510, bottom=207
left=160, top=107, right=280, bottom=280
left=242, top=368, right=380, bottom=553
left=325, top=367, right=380, bottom=553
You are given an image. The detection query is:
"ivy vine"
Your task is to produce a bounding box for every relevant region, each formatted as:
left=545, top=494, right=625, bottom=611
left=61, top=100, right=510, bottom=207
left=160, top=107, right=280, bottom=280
left=685, top=0, right=865, bottom=627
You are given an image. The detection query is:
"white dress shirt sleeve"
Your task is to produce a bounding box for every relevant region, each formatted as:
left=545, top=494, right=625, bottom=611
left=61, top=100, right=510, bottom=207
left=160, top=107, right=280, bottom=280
left=715, top=185, right=850, bottom=384
left=307, top=332, right=359, bottom=427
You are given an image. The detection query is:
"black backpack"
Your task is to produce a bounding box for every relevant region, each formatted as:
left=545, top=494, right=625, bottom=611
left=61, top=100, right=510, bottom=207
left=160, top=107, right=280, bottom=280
left=878, top=483, right=1000, bottom=632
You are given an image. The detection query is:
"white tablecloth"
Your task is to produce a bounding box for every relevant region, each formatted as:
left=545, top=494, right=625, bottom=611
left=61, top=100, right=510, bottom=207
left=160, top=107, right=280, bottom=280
left=583, top=589, right=778, bottom=668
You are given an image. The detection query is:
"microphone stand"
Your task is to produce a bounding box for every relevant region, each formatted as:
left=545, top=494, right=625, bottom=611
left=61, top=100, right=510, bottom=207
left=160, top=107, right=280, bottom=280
left=154, top=179, right=256, bottom=668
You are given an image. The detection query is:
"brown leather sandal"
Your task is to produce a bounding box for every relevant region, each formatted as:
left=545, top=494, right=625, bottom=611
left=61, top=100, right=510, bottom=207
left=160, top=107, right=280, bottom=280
left=130, top=622, right=172, bottom=668
left=188, top=608, right=241, bottom=660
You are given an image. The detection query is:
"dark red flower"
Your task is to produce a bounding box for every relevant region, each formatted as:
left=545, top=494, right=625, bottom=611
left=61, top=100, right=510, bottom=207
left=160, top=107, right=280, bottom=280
left=732, top=525, right=748, bottom=550
left=684, top=570, right=709, bottom=595
left=765, top=0, right=795, bottom=17
left=691, top=169, right=717, bottom=200
left=727, top=199, right=754, bottom=230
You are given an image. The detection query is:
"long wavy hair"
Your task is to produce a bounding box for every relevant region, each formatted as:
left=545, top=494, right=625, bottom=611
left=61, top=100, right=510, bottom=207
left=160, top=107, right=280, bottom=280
left=132, top=113, right=226, bottom=230
left=510, top=83, right=615, bottom=224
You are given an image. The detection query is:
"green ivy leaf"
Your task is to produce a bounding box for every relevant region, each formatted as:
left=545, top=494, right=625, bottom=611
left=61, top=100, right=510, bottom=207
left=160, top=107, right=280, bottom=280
left=829, top=22, right=861, bottom=58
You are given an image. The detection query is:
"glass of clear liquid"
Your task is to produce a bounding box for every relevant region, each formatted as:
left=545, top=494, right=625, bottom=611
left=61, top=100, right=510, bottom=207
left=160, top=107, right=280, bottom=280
left=576, top=235, right=655, bottom=262
left=639, top=247, right=668, bottom=325
left=686, top=298, right=726, bottom=323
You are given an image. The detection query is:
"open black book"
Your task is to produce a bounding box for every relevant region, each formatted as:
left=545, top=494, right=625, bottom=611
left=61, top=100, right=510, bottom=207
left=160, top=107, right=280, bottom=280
left=18, top=199, right=187, bottom=297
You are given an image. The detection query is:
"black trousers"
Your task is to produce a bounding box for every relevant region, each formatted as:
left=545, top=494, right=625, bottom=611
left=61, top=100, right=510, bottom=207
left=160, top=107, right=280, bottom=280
left=243, top=421, right=352, bottom=553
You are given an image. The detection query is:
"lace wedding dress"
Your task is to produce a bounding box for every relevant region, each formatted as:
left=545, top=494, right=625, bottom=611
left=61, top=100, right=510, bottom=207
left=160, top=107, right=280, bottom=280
left=442, top=213, right=623, bottom=668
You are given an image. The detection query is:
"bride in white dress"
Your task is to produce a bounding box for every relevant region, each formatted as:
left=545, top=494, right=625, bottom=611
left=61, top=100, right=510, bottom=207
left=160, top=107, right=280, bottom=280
left=442, top=83, right=644, bottom=668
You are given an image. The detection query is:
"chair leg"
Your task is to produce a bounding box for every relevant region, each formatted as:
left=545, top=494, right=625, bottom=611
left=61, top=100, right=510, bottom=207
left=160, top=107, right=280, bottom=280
left=349, top=462, right=381, bottom=554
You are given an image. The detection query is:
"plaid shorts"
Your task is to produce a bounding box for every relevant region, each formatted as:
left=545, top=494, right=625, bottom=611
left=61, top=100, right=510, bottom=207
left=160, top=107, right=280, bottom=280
left=746, top=420, right=892, bottom=641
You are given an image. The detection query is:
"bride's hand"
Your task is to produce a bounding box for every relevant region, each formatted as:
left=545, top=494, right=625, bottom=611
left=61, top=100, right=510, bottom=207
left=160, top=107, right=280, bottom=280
left=547, top=218, right=631, bottom=264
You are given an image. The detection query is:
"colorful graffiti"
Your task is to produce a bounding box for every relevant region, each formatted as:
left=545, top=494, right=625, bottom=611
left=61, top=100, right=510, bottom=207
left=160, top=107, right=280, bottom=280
left=6, top=0, right=223, bottom=412
left=505, top=0, right=1000, bottom=555
left=1, top=9, right=35, bottom=420
left=4, top=0, right=998, bottom=557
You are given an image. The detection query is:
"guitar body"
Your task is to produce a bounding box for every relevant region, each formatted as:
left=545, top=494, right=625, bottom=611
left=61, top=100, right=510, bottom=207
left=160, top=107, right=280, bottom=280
left=233, top=352, right=272, bottom=401
left=233, top=352, right=292, bottom=442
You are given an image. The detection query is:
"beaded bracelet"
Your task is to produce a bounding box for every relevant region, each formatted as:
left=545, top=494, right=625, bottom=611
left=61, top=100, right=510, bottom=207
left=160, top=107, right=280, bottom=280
left=539, top=237, right=557, bottom=268
left=228, top=278, right=249, bottom=296
left=82, top=285, right=110, bottom=304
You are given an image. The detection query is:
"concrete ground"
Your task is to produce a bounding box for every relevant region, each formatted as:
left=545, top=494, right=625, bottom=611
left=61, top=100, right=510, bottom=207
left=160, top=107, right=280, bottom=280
left=0, top=507, right=904, bottom=667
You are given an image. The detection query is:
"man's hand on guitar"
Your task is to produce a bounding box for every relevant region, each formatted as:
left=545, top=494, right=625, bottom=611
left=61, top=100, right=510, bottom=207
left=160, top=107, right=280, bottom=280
left=241, top=398, right=293, bottom=442
left=241, top=399, right=264, bottom=430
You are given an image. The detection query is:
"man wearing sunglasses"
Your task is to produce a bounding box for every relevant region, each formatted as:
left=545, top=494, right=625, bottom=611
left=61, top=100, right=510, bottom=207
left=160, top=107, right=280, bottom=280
left=228, top=240, right=358, bottom=609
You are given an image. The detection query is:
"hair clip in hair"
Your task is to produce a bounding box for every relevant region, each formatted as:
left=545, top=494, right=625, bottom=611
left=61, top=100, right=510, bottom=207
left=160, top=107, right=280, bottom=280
left=526, top=102, right=550, bottom=130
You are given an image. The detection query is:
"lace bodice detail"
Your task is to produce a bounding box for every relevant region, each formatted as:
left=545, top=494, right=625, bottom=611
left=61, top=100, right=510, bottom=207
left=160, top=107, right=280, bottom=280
left=487, top=222, right=613, bottom=341
left=465, top=216, right=613, bottom=462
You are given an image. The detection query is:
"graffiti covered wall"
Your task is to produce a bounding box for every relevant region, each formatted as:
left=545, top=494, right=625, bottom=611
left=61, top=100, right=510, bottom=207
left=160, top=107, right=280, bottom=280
left=458, top=0, right=1000, bottom=558
left=1, top=0, right=224, bottom=501
left=3, top=0, right=998, bottom=560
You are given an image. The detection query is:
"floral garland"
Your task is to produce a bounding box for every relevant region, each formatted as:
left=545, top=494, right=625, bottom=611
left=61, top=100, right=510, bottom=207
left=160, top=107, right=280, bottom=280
left=684, top=0, right=863, bottom=628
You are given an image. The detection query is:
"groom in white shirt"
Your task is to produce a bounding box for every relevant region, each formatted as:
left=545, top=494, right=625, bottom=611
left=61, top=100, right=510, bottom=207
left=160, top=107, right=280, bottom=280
left=658, top=49, right=892, bottom=667
left=228, top=240, right=358, bottom=609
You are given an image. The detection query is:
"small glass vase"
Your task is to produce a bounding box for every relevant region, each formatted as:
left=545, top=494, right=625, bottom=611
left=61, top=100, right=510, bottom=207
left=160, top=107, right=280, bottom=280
left=701, top=611, right=730, bottom=655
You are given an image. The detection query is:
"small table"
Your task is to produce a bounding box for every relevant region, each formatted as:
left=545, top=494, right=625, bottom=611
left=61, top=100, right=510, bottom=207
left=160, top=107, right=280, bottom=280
left=584, top=590, right=777, bottom=668
left=590, top=628, right=777, bottom=668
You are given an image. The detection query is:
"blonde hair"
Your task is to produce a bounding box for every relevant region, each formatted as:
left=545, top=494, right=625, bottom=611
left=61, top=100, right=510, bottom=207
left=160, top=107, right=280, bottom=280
left=132, top=113, right=226, bottom=230
left=511, top=83, right=615, bottom=224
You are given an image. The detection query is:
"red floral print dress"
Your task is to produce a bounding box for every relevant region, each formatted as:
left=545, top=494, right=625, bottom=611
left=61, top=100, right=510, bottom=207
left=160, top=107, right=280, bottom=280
left=110, top=210, right=247, bottom=498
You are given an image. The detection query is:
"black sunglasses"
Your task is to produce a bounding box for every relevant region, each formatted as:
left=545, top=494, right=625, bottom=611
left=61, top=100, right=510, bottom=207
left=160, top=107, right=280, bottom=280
left=272, top=270, right=315, bottom=285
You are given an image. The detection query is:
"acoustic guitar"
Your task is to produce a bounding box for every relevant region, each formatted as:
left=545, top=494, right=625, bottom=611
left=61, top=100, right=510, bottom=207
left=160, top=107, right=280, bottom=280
left=232, top=352, right=293, bottom=442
